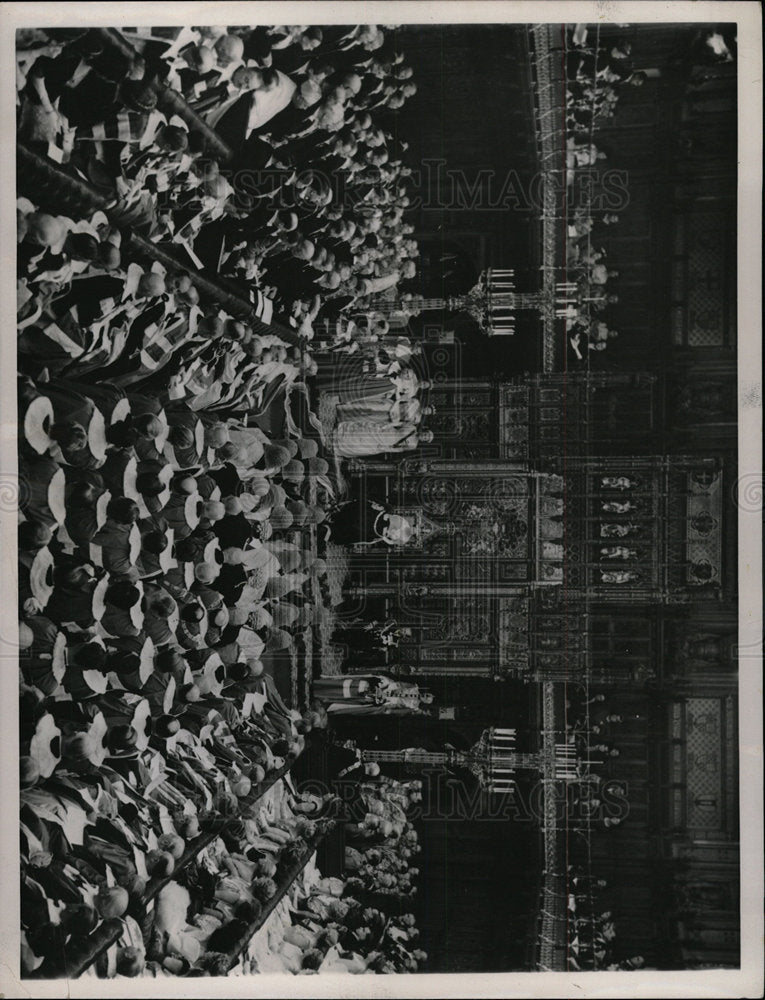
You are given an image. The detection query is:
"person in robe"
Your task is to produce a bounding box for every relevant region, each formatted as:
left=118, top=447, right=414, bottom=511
left=332, top=420, right=432, bottom=458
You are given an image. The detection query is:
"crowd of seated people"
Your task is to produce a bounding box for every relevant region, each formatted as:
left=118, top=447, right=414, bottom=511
left=560, top=27, right=644, bottom=363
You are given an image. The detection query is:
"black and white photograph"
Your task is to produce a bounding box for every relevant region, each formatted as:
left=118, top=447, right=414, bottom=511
left=1, top=2, right=762, bottom=995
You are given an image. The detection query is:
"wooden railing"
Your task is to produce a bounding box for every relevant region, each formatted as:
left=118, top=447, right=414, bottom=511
left=528, top=24, right=568, bottom=373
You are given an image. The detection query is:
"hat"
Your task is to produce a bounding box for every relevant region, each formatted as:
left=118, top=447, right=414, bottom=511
left=91, top=575, right=110, bottom=622
left=130, top=698, right=153, bottom=751
left=182, top=561, right=195, bottom=589
left=269, top=506, right=293, bottom=531
left=227, top=606, right=250, bottom=627
left=202, top=537, right=221, bottom=566
left=87, top=406, right=108, bottom=464
left=95, top=489, right=112, bottom=532
left=129, top=581, right=145, bottom=630
left=110, top=396, right=131, bottom=425
left=47, top=468, right=67, bottom=527
left=152, top=462, right=175, bottom=510
left=203, top=500, right=225, bottom=522
left=307, top=505, right=326, bottom=525
left=258, top=520, right=273, bottom=541
left=297, top=438, right=319, bottom=459
left=306, top=457, right=329, bottom=476
left=286, top=499, right=308, bottom=526
left=248, top=605, right=273, bottom=630
left=264, top=627, right=293, bottom=652
left=131, top=635, right=155, bottom=686
left=209, top=604, right=230, bottom=631
left=184, top=492, right=201, bottom=530
left=28, top=713, right=62, bottom=778
left=245, top=474, right=271, bottom=499
left=153, top=409, right=170, bottom=452
left=128, top=523, right=143, bottom=566
left=18, top=621, right=34, bottom=649
left=191, top=418, right=206, bottom=457
left=122, top=457, right=150, bottom=518
left=24, top=395, right=54, bottom=455
left=270, top=485, right=288, bottom=507
left=263, top=444, right=291, bottom=469
left=77, top=662, right=108, bottom=696
left=282, top=459, right=304, bottom=483
left=155, top=527, right=176, bottom=575
left=120, top=79, right=158, bottom=113
left=224, top=496, right=243, bottom=516
left=270, top=602, right=299, bottom=628
left=29, top=547, right=54, bottom=608
left=272, top=438, right=299, bottom=459
left=194, top=562, right=219, bottom=584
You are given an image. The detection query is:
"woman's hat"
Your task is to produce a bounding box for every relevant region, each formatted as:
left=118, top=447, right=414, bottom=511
left=224, top=496, right=243, bottom=516
left=87, top=407, right=108, bottom=464
left=122, top=456, right=150, bottom=518
left=47, top=467, right=67, bottom=527
left=286, top=500, right=308, bottom=527
left=264, top=627, right=293, bottom=652
left=193, top=418, right=206, bottom=458
left=152, top=527, right=176, bottom=575
left=95, top=489, right=112, bottom=532
left=307, top=505, right=326, bottom=525
left=272, top=438, right=299, bottom=459
left=270, top=602, right=299, bottom=628
left=202, top=537, right=220, bottom=566
left=24, top=395, right=54, bottom=455
left=184, top=492, right=201, bottom=530
left=270, top=484, right=287, bottom=507
left=210, top=604, right=230, bottom=631
left=71, top=640, right=110, bottom=696
left=18, top=621, right=34, bottom=650
left=258, top=520, right=273, bottom=541
left=244, top=474, right=270, bottom=500
left=282, top=459, right=304, bottom=483
left=29, top=546, right=54, bottom=608
left=127, top=581, right=145, bottom=630
left=297, top=438, right=319, bottom=459
left=153, top=409, right=170, bottom=453
left=152, top=462, right=175, bottom=510
left=91, top=575, right=110, bottom=622
left=194, top=561, right=219, bottom=584
left=129, top=698, right=152, bottom=751
left=110, top=396, right=131, bottom=425
left=248, top=604, right=273, bottom=630
left=128, top=523, right=143, bottom=566
left=27, top=712, right=62, bottom=778
left=263, top=444, right=291, bottom=469
left=227, top=606, right=249, bottom=627
left=268, top=506, right=293, bottom=531
left=306, top=457, right=329, bottom=477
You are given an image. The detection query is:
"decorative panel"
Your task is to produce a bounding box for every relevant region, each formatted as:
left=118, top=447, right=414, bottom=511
left=685, top=697, right=724, bottom=830
left=686, top=468, right=723, bottom=587
left=686, top=214, right=728, bottom=346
